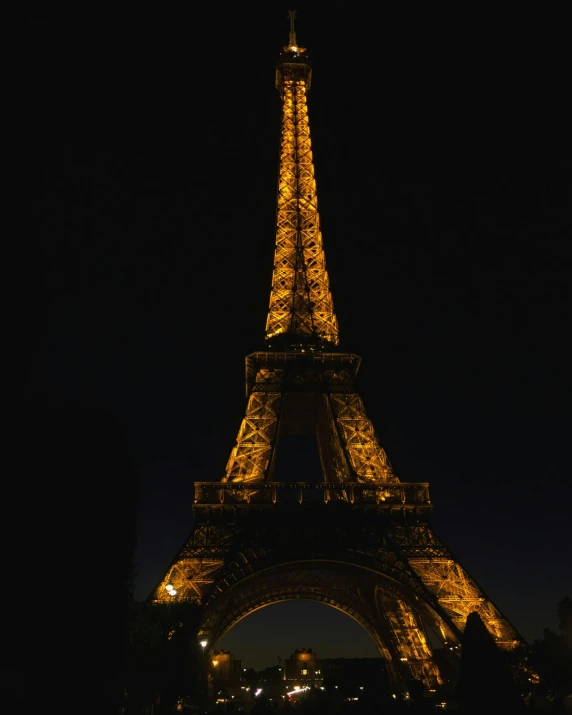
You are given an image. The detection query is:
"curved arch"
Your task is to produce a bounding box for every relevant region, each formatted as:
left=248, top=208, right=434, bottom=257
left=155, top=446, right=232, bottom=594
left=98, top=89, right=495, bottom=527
left=215, top=593, right=388, bottom=659
left=206, top=552, right=461, bottom=652
left=208, top=540, right=435, bottom=609
left=213, top=593, right=391, bottom=663
left=205, top=557, right=422, bottom=608
left=201, top=561, right=387, bottom=647
left=197, top=557, right=449, bottom=687
left=203, top=558, right=456, bottom=642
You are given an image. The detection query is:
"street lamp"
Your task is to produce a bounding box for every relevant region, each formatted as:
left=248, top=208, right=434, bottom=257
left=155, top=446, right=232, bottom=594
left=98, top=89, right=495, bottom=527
left=198, top=639, right=208, bottom=707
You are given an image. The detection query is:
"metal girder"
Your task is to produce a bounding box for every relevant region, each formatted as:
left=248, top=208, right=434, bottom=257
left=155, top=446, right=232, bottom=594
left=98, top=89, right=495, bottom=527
left=153, top=523, right=232, bottom=604
left=408, top=558, right=519, bottom=647
left=216, top=362, right=397, bottom=488
left=329, top=393, right=396, bottom=483
left=222, top=391, right=281, bottom=484
left=265, top=66, right=338, bottom=345
left=376, top=592, right=443, bottom=685
left=390, top=523, right=520, bottom=647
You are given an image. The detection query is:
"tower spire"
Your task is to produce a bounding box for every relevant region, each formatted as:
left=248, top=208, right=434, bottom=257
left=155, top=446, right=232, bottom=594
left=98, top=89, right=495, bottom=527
left=267, top=12, right=338, bottom=346
left=287, top=9, right=298, bottom=50
left=283, top=9, right=307, bottom=55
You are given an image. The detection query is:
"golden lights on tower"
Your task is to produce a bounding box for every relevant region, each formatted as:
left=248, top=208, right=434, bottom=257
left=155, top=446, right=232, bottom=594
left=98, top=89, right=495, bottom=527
left=151, top=13, right=522, bottom=678
left=266, top=16, right=338, bottom=346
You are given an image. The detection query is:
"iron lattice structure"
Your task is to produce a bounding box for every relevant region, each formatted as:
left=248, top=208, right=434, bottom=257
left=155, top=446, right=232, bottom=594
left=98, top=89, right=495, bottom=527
left=265, top=39, right=338, bottom=346
left=151, top=20, right=522, bottom=689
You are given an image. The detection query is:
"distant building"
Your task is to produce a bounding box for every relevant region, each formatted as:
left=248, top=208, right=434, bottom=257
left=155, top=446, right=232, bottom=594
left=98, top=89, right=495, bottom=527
left=284, top=649, right=388, bottom=692
left=209, top=649, right=242, bottom=684
left=285, top=648, right=321, bottom=684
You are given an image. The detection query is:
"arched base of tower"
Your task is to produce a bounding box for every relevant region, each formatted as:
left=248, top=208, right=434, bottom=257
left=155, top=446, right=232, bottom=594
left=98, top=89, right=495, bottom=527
left=197, top=559, right=447, bottom=689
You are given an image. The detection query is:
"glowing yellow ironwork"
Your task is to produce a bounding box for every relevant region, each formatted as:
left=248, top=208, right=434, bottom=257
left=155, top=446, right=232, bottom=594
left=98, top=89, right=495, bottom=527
left=156, top=558, right=224, bottom=604
left=409, top=559, right=519, bottom=648
left=223, top=391, right=281, bottom=483
left=150, top=19, right=525, bottom=691
left=329, top=393, right=396, bottom=482
left=265, top=61, right=338, bottom=344
left=382, top=596, right=443, bottom=686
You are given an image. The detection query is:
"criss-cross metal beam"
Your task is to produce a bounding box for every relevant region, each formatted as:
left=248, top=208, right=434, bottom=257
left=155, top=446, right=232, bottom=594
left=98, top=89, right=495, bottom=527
left=265, top=42, right=338, bottom=345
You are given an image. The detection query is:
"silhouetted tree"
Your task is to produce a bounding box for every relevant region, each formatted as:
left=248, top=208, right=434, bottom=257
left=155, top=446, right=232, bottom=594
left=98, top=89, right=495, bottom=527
left=529, top=597, right=572, bottom=705
left=455, top=611, right=526, bottom=714
left=558, top=597, right=572, bottom=644
left=404, top=678, right=434, bottom=712
left=125, top=601, right=164, bottom=712
left=10, top=392, right=139, bottom=714
left=150, top=602, right=204, bottom=714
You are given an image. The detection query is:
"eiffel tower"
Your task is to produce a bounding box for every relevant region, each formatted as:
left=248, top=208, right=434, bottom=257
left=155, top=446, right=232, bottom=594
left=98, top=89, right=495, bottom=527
left=151, top=12, right=522, bottom=688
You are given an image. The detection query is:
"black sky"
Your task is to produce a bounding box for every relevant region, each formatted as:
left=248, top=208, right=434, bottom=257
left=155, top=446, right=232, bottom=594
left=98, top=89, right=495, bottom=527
left=24, top=5, right=570, bottom=669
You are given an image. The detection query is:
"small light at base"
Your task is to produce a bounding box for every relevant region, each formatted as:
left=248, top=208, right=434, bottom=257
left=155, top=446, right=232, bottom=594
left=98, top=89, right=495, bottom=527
left=286, top=686, right=310, bottom=697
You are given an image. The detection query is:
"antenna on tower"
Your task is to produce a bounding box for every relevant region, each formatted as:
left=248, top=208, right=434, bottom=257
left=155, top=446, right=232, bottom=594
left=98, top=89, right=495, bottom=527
left=288, top=9, right=297, bottom=48
left=284, top=9, right=306, bottom=54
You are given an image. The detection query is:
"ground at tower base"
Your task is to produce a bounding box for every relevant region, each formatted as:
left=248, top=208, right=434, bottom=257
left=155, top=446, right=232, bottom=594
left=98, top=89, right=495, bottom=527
left=121, top=598, right=572, bottom=714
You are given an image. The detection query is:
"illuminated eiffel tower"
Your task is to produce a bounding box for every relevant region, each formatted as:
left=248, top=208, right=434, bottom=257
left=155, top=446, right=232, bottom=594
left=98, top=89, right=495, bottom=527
left=152, top=12, right=522, bottom=688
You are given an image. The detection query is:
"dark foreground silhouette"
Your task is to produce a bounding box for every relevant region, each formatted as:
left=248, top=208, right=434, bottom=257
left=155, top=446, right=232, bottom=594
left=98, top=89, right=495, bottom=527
left=8, top=392, right=139, bottom=714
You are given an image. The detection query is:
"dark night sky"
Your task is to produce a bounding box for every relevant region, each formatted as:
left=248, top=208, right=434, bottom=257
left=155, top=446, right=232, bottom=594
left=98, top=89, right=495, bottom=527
left=24, top=5, right=570, bottom=669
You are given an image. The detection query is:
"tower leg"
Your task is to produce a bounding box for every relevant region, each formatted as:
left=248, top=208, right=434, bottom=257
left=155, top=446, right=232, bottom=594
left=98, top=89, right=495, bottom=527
left=375, top=592, right=442, bottom=688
